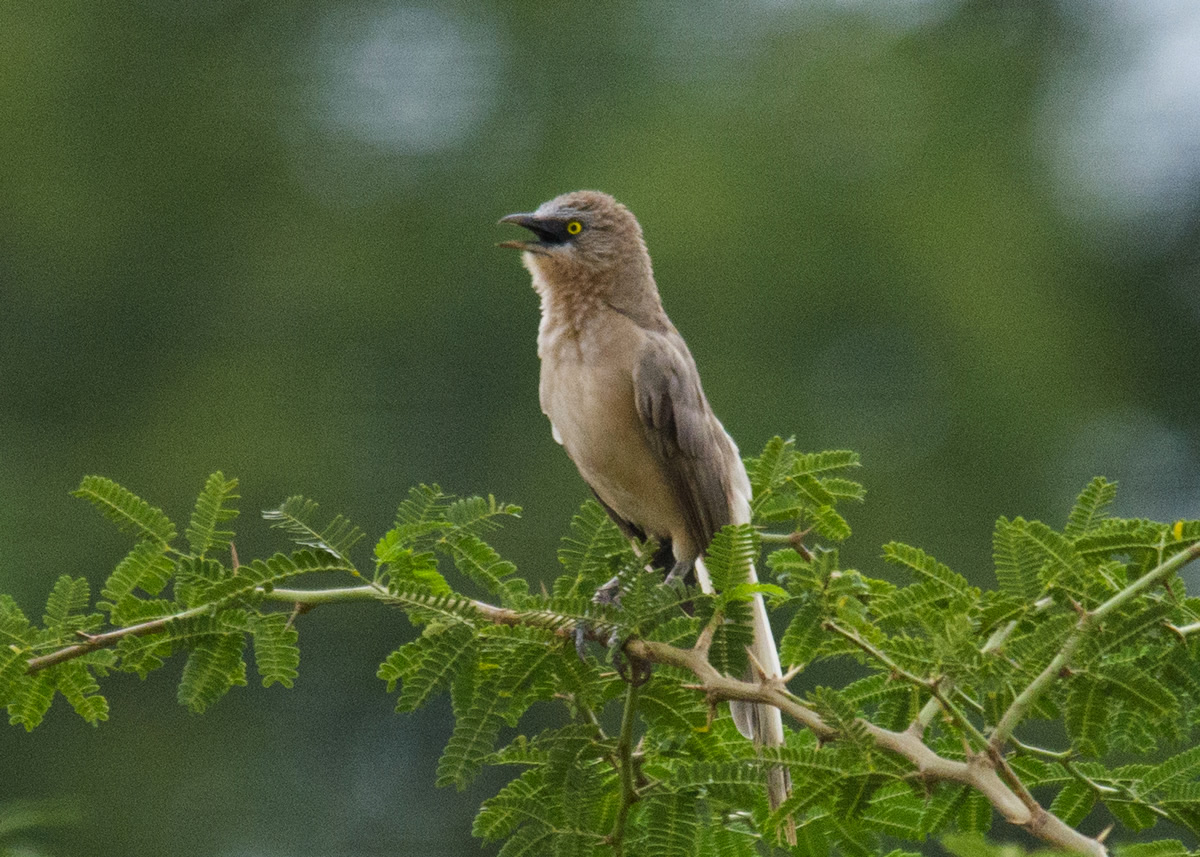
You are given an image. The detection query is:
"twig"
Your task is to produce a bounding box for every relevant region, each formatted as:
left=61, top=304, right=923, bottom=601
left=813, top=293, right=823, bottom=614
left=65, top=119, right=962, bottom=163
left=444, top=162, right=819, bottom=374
left=825, top=621, right=990, bottom=749
left=610, top=681, right=641, bottom=856
left=25, top=604, right=214, bottom=673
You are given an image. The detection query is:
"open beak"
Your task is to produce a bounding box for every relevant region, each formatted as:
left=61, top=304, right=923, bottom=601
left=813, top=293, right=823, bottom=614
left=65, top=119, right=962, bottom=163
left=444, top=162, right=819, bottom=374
left=497, top=212, right=552, bottom=253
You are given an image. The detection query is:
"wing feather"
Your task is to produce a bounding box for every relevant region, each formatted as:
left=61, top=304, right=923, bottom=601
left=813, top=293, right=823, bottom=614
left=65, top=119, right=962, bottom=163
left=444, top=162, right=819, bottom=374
left=632, top=330, right=734, bottom=557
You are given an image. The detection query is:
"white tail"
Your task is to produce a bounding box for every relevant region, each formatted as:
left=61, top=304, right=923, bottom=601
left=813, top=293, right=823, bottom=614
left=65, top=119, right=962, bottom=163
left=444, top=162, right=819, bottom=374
left=693, top=549, right=795, bottom=845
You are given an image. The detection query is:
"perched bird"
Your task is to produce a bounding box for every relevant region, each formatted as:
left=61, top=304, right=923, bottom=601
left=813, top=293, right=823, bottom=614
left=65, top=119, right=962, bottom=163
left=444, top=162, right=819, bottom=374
left=499, top=190, right=793, bottom=829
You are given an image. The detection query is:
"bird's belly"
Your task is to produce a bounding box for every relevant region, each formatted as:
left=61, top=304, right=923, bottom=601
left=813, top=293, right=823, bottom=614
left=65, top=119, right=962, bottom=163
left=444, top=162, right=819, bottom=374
left=539, top=359, right=684, bottom=542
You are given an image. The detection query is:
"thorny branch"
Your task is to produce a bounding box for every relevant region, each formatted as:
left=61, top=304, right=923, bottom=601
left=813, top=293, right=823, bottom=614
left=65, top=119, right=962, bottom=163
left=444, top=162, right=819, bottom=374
left=22, top=540, right=1200, bottom=857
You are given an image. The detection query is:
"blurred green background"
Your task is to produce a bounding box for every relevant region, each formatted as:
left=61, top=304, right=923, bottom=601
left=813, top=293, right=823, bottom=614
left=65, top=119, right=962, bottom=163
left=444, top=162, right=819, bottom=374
left=2, top=1, right=1199, bottom=854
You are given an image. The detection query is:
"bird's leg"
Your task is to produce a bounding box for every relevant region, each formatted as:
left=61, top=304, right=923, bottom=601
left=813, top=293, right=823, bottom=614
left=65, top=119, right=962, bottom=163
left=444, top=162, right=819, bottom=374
left=663, top=557, right=693, bottom=587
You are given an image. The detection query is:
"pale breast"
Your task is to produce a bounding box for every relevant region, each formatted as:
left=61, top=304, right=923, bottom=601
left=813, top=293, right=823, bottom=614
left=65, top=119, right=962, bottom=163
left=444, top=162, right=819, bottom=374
left=537, top=311, right=689, bottom=544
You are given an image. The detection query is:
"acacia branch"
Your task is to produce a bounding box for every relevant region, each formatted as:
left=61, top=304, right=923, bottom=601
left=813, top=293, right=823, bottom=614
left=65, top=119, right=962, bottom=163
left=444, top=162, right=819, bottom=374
left=617, top=637, right=1104, bottom=857
left=27, top=567, right=1181, bottom=857
left=989, top=540, right=1200, bottom=750
left=25, top=604, right=214, bottom=673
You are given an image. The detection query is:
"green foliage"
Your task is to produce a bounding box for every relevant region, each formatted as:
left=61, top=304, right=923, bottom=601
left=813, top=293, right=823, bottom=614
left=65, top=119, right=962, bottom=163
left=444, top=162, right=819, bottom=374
left=4, top=444, right=1200, bottom=857
left=185, top=471, right=239, bottom=558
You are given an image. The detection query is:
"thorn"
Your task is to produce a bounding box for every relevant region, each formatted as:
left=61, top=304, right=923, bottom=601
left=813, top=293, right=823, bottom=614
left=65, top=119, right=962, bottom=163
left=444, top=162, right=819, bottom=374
left=746, top=648, right=770, bottom=682
left=1096, top=824, right=1114, bottom=843
left=782, top=663, right=803, bottom=682
left=283, top=602, right=313, bottom=631
left=230, top=542, right=240, bottom=571
left=74, top=630, right=100, bottom=644
left=787, top=527, right=814, bottom=560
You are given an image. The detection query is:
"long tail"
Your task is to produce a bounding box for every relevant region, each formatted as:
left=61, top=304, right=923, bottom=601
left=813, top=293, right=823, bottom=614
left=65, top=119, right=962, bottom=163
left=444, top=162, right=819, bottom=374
left=695, top=555, right=796, bottom=845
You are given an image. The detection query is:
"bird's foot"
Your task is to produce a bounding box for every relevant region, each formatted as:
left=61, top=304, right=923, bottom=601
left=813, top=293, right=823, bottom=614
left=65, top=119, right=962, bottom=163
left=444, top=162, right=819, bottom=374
left=613, top=640, right=652, bottom=687
left=592, top=575, right=622, bottom=606
left=575, top=576, right=623, bottom=658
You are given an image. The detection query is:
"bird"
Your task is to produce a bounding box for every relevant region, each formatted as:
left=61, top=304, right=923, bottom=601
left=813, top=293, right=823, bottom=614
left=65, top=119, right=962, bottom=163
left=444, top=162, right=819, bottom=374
left=498, top=190, right=793, bottom=833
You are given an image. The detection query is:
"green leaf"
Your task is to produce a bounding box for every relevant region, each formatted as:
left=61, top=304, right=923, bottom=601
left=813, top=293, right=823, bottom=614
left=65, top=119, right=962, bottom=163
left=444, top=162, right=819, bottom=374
left=780, top=602, right=825, bottom=667
left=956, top=788, right=992, bottom=833
left=495, top=825, right=555, bottom=857
left=1142, top=745, right=1200, bottom=793
left=1101, top=664, right=1178, bottom=721
left=187, top=550, right=351, bottom=605
left=793, top=449, right=861, bottom=477
left=7, top=673, right=55, bottom=731
left=99, top=541, right=175, bottom=612
left=42, top=576, right=91, bottom=634
left=1020, top=521, right=1088, bottom=590
left=185, top=471, right=239, bottom=558
left=704, top=524, right=759, bottom=593
left=0, top=598, right=35, bottom=699
left=992, top=517, right=1042, bottom=600
left=249, top=613, right=300, bottom=688
left=881, top=542, right=976, bottom=606
left=1104, top=797, right=1158, bottom=831
left=1065, top=677, right=1109, bottom=757
left=1049, top=779, right=1095, bottom=826
left=54, top=660, right=108, bottom=724
left=177, top=629, right=247, bottom=713
left=861, top=787, right=925, bottom=839
left=556, top=500, right=629, bottom=583
left=444, top=495, right=521, bottom=533
left=374, top=535, right=449, bottom=595
left=262, top=496, right=363, bottom=564
left=440, top=531, right=516, bottom=594
left=1065, top=477, right=1118, bottom=537
left=1075, top=519, right=1170, bottom=559
left=382, top=625, right=478, bottom=712
left=747, top=436, right=797, bottom=499
left=73, top=475, right=176, bottom=547
left=473, top=768, right=552, bottom=841
left=695, top=825, right=758, bottom=857
left=640, top=679, right=707, bottom=733
left=922, top=786, right=969, bottom=835
left=392, top=484, right=453, bottom=543
left=642, top=792, right=698, bottom=857
left=437, top=677, right=506, bottom=788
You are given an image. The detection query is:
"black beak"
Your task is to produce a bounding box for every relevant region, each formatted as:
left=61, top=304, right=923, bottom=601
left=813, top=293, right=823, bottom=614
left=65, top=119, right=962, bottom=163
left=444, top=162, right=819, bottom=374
left=498, top=213, right=556, bottom=251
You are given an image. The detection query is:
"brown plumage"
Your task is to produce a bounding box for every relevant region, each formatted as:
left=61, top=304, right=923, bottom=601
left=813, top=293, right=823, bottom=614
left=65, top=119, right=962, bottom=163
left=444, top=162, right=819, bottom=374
left=500, top=190, right=794, bottom=836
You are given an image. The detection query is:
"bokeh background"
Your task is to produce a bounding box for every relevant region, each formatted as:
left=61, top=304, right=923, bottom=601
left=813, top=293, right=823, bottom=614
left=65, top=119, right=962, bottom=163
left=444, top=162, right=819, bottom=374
left=2, top=1, right=1199, bottom=854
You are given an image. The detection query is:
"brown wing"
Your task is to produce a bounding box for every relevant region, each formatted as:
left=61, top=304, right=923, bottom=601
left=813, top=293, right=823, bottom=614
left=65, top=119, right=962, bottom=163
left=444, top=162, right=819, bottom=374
left=632, top=330, right=734, bottom=559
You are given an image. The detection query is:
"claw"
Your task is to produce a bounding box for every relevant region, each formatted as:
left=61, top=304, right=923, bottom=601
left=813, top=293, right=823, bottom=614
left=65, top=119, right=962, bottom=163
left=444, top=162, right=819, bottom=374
left=614, top=640, right=652, bottom=686
left=574, top=576, right=623, bottom=659
left=593, top=575, right=621, bottom=606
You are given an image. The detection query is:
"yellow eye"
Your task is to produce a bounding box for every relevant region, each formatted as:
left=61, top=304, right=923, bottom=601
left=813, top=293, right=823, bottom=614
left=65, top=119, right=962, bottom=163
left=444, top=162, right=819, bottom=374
left=566, top=220, right=583, bottom=235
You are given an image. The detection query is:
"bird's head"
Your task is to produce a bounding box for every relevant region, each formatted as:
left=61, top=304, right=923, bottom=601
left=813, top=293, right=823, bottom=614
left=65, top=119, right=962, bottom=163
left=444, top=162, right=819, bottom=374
left=498, top=190, right=650, bottom=281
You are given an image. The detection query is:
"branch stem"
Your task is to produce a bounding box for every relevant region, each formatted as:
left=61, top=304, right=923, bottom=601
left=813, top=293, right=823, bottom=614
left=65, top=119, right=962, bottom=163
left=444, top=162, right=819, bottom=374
left=610, top=681, right=641, bottom=856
